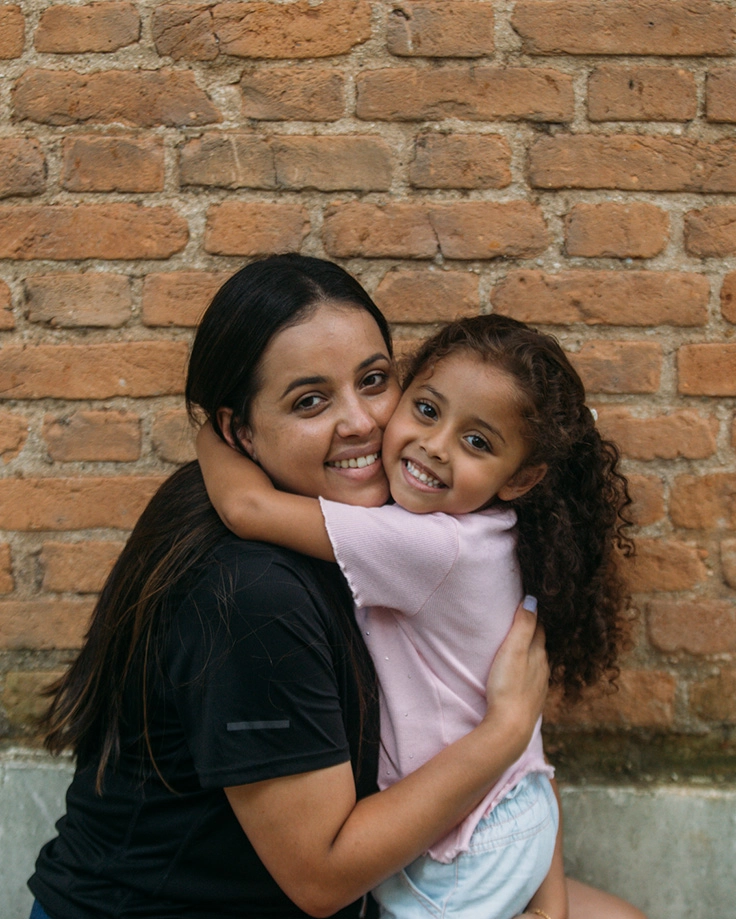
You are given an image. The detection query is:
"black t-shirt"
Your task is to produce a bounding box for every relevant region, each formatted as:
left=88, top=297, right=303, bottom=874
left=29, top=536, right=379, bottom=919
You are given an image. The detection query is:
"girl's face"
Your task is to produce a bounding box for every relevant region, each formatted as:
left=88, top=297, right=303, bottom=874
left=240, top=301, right=401, bottom=507
left=382, top=351, right=546, bottom=515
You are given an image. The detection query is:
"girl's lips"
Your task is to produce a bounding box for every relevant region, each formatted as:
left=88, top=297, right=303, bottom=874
left=402, top=457, right=445, bottom=491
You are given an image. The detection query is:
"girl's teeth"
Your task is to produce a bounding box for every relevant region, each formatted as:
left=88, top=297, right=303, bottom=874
left=330, top=452, right=378, bottom=469
left=406, top=460, right=441, bottom=488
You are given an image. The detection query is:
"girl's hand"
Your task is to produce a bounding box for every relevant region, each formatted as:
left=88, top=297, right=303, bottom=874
left=483, top=596, right=549, bottom=754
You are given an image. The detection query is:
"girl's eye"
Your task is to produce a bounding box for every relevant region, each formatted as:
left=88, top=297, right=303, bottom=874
left=416, top=400, right=437, bottom=420
left=465, top=433, right=491, bottom=452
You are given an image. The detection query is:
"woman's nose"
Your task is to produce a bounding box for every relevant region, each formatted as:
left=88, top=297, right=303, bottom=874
left=336, top=394, right=377, bottom=439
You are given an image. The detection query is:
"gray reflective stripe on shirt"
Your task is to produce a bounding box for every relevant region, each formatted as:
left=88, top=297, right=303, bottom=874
left=226, top=719, right=291, bottom=731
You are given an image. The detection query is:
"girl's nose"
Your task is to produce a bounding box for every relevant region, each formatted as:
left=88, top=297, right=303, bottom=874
left=420, top=428, right=449, bottom=462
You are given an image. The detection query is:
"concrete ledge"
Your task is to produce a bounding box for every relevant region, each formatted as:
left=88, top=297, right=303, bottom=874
left=2, top=751, right=734, bottom=919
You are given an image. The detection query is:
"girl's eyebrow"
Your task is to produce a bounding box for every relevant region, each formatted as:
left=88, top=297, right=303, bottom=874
left=280, top=353, right=390, bottom=399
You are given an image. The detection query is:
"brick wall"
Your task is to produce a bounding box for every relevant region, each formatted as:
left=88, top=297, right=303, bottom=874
left=1, top=0, right=734, bottom=779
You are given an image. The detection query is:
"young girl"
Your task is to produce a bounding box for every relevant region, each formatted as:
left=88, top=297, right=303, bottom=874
left=198, top=313, right=634, bottom=919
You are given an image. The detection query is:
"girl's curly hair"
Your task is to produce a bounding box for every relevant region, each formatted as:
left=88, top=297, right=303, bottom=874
left=404, top=314, right=635, bottom=700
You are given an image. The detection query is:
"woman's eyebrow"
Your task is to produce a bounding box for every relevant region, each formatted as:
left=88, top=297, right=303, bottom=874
left=356, top=352, right=390, bottom=371
left=280, top=375, right=328, bottom=398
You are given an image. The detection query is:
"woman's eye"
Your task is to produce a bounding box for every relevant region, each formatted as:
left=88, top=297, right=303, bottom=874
left=294, top=393, right=326, bottom=412
left=416, top=401, right=437, bottom=420
left=465, top=434, right=491, bottom=452
left=361, top=370, right=388, bottom=390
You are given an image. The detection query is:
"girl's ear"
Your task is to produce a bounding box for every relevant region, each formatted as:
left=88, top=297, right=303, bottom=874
left=215, top=407, right=257, bottom=461
left=497, top=463, right=548, bottom=501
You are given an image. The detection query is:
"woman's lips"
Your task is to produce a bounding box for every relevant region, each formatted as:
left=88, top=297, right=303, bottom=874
left=325, top=451, right=383, bottom=481
left=402, top=458, right=445, bottom=490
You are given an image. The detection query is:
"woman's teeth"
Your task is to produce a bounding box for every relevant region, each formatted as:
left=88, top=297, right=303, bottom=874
left=328, top=452, right=379, bottom=469
left=406, top=460, right=442, bottom=488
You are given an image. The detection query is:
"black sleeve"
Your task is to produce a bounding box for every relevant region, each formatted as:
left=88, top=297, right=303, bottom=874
left=167, top=542, right=352, bottom=789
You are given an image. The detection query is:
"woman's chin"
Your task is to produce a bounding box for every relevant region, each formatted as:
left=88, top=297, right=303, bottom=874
left=322, top=463, right=390, bottom=507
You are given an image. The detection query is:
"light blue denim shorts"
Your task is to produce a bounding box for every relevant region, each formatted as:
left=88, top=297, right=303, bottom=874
left=374, top=772, right=558, bottom=919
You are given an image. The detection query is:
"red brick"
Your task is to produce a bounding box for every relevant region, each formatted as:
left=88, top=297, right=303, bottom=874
left=0, top=138, right=45, bottom=199
left=685, top=206, right=736, bottom=257
left=588, top=66, right=697, bottom=122
left=0, top=599, right=95, bottom=650
left=492, top=270, right=707, bottom=327
left=375, top=269, right=480, bottom=323
left=204, top=202, right=309, bottom=256
left=627, top=474, right=665, bottom=527
left=240, top=68, right=345, bottom=121
left=323, top=201, right=548, bottom=259
left=42, top=411, right=141, bottom=462
left=387, top=1, right=494, bottom=57
left=273, top=136, right=392, bottom=191
left=0, top=280, right=13, bottom=330
left=678, top=344, right=736, bottom=396
left=215, top=0, right=370, bottom=58
left=323, top=202, right=437, bottom=258
left=180, top=135, right=275, bottom=189
left=184, top=134, right=395, bottom=192
left=596, top=408, right=718, bottom=461
left=152, top=409, right=196, bottom=464
left=722, top=538, right=736, bottom=589
left=0, top=343, right=188, bottom=400
left=356, top=67, right=574, bottom=122
left=142, top=271, right=231, bottom=327
left=670, top=473, right=736, bottom=529
left=3, top=670, right=66, bottom=726
left=512, top=1, right=735, bottom=56
left=720, top=272, right=736, bottom=324
left=35, top=2, right=139, bottom=53
left=529, top=136, right=736, bottom=192
left=0, top=5, right=24, bottom=58
left=151, top=3, right=219, bottom=60
left=569, top=341, right=662, bottom=394
left=544, top=669, right=676, bottom=729
left=565, top=203, right=669, bottom=258
left=0, top=412, right=28, bottom=462
left=0, top=204, right=188, bottom=260
left=648, top=599, right=736, bottom=655
left=61, top=136, right=164, bottom=193
left=13, top=68, right=221, bottom=127
left=41, top=540, right=124, bottom=593
left=0, top=543, right=13, bottom=594
left=24, top=273, right=132, bottom=328
left=0, top=476, right=164, bottom=531
left=623, top=538, right=708, bottom=593
left=154, top=0, right=371, bottom=60
left=691, top=668, right=736, bottom=723
left=706, top=69, right=736, bottom=123
left=409, top=134, right=511, bottom=189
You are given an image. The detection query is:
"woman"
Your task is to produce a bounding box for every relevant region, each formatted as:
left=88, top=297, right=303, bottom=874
left=28, top=255, right=643, bottom=919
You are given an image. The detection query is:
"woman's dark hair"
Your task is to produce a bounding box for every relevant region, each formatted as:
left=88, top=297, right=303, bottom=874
left=404, top=314, right=635, bottom=699
left=42, top=254, right=388, bottom=789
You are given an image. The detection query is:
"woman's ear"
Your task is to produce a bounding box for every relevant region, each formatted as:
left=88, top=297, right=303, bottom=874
left=497, top=463, right=548, bottom=501
left=215, top=407, right=257, bottom=461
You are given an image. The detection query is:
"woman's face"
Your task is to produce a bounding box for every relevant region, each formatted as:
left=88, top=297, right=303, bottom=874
left=240, top=301, right=401, bottom=507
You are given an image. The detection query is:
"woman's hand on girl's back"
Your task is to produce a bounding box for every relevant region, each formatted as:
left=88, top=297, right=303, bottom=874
left=483, top=597, right=549, bottom=756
